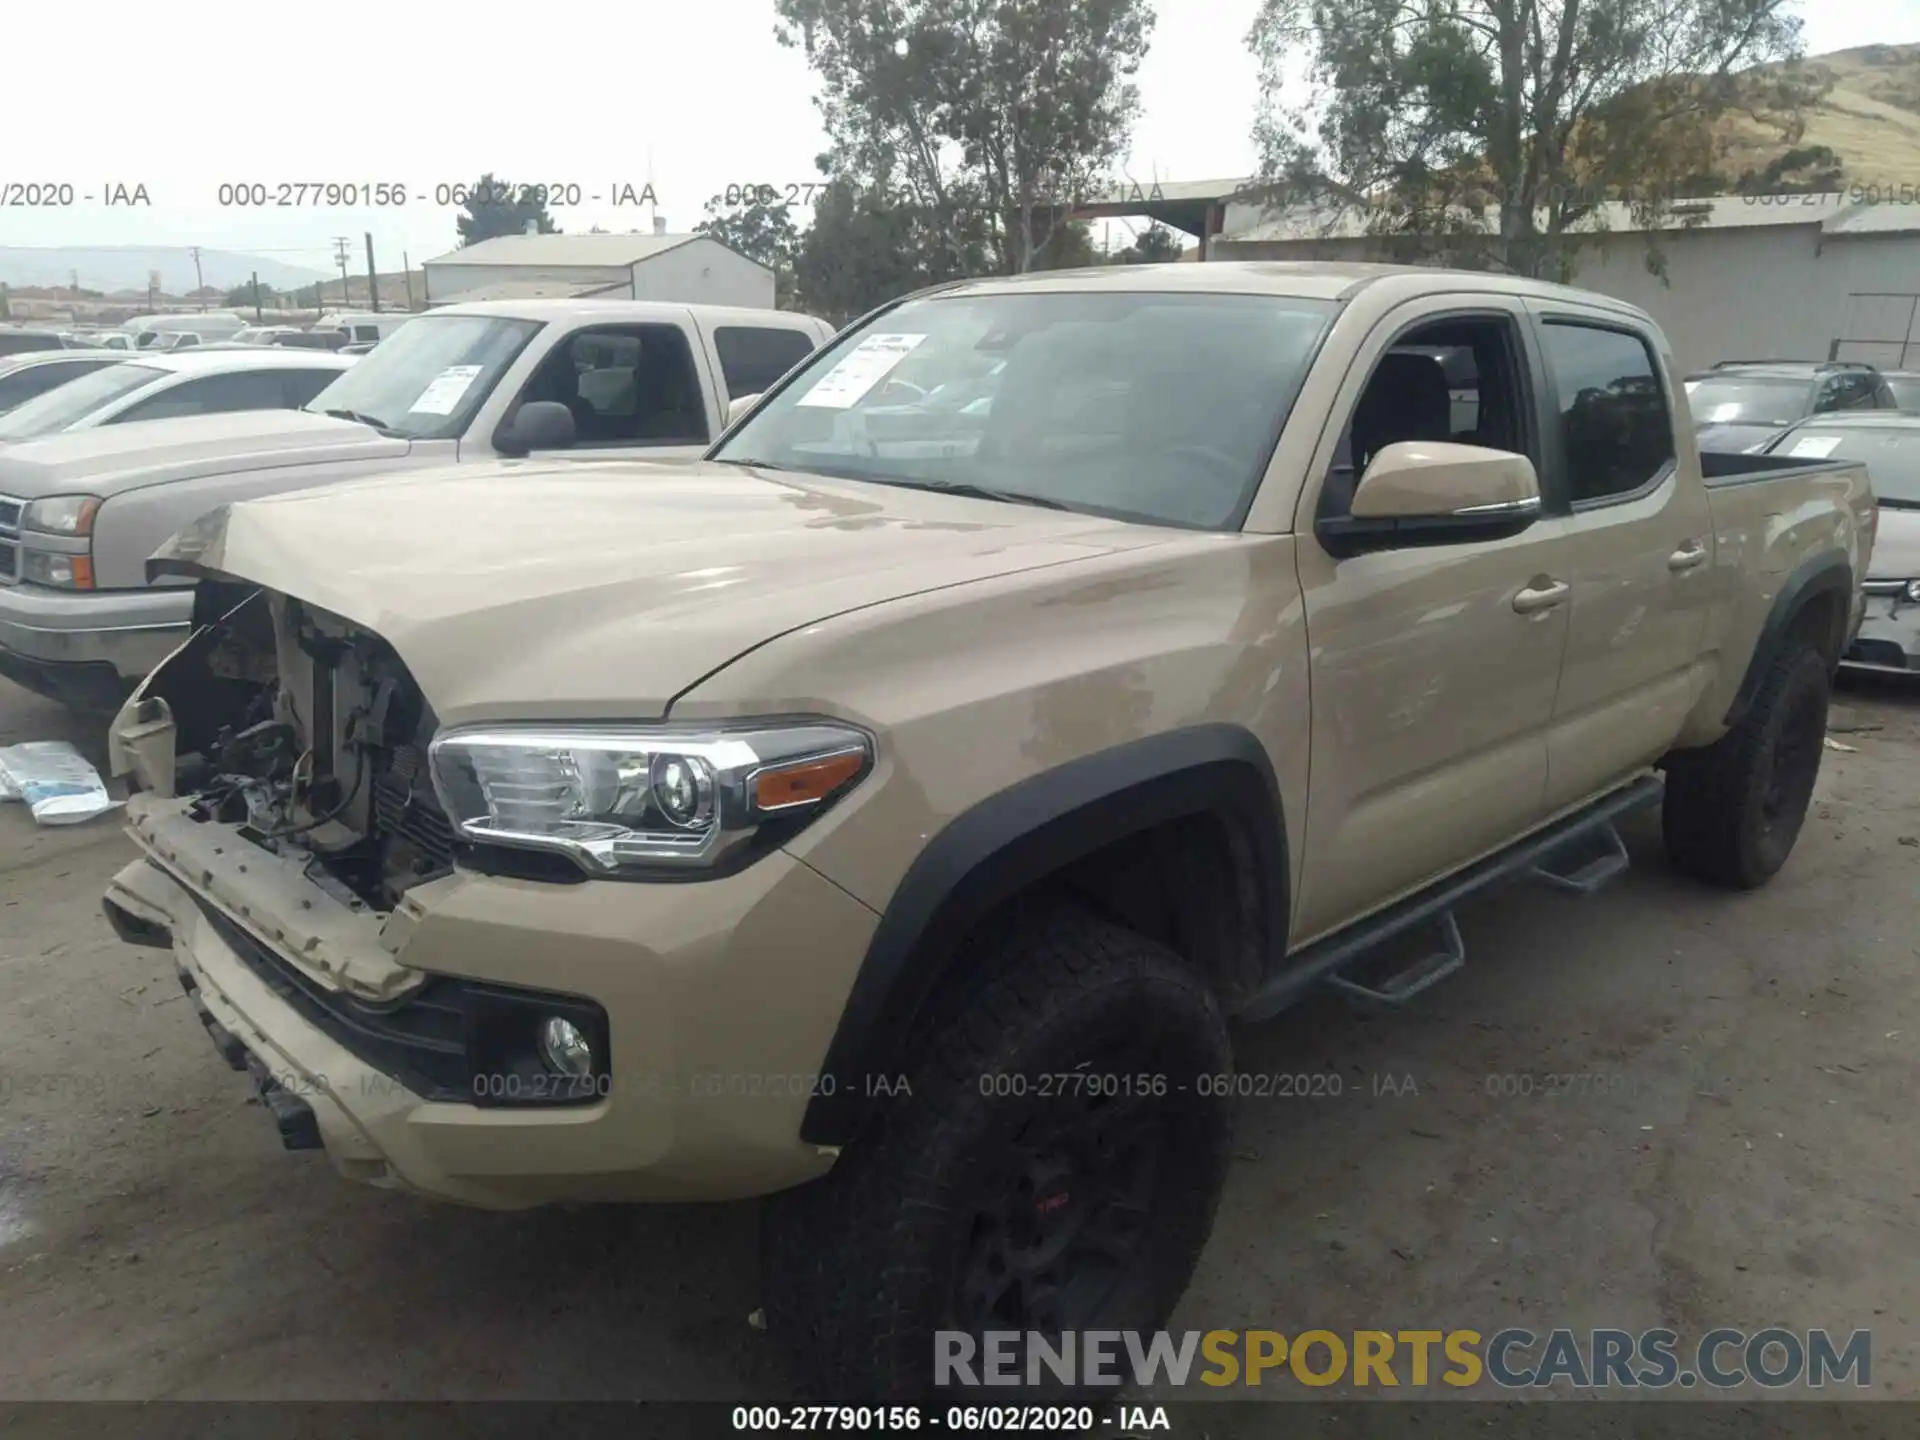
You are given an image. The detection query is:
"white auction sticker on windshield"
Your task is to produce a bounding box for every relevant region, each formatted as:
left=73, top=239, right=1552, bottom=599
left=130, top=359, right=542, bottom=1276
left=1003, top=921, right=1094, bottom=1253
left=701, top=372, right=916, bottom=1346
left=1706, top=402, right=1742, bottom=423
left=1790, top=434, right=1842, bottom=458
left=795, top=333, right=927, bottom=408
left=409, top=364, right=484, bottom=415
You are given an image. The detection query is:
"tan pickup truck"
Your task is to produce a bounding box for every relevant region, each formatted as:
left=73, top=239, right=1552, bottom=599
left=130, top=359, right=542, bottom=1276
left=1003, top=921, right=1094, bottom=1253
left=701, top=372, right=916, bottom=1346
left=100, top=263, right=1875, bottom=1400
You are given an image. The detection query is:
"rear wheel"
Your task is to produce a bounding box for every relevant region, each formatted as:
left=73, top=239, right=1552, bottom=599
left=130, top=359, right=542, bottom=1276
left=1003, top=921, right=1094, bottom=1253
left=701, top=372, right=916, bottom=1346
left=1663, top=641, right=1830, bottom=889
left=762, top=905, right=1234, bottom=1401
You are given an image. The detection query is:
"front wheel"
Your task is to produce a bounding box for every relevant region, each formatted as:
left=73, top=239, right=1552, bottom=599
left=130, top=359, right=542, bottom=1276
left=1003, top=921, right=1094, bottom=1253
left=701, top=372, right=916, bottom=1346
left=1662, top=641, right=1830, bottom=889
left=762, top=906, right=1234, bottom=1401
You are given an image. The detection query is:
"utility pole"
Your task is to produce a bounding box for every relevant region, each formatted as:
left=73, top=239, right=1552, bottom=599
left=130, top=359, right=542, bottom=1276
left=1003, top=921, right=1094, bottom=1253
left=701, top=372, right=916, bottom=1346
left=189, top=246, right=205, bottom=307
left=251, top=272, right=262, bottom=321
left=402, top=251, right=414, bottom=310
left=332, top=236, right=352, bottom=310
left=364, top=232, right=381, bottom=313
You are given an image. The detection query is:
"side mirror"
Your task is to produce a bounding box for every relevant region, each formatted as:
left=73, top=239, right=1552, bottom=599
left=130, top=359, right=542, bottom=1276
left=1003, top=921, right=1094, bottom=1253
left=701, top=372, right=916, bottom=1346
left=728, top=393, right=762, bottom=425
left=1320, top=441, right=1541, bottom=557
left=495, top=400, right=576, bottom=457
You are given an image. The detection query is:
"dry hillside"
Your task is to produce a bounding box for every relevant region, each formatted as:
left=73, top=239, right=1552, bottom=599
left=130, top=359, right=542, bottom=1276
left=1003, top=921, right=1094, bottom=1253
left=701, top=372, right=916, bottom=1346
left=1718, top=43, right=1920, bottom=185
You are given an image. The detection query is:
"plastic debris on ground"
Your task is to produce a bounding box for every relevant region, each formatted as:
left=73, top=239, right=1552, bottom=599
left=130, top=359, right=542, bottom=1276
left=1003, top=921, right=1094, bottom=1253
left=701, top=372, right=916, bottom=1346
left=0, top=741, right=120, bottom=825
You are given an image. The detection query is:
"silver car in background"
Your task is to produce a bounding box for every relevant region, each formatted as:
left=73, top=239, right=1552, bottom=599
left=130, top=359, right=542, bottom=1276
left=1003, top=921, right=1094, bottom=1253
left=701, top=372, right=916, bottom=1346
left=1763, top=412, right=1920, bottom=675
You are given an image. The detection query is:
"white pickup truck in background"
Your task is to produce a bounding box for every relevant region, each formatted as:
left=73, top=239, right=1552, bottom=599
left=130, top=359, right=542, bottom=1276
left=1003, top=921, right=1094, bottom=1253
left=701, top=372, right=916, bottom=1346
left=0, top=298, right=836, bottom=708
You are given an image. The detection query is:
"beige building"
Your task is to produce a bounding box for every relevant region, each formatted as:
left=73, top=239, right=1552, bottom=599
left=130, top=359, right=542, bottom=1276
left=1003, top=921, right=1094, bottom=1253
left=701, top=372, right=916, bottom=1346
left=1212, top=191, right=1920, bottom=375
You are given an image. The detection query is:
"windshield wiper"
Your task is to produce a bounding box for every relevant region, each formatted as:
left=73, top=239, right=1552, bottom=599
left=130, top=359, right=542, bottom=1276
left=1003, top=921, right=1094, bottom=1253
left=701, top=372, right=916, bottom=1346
left=314, top=406, right=400, bottom=435
left=889, top=480, right=1071, bottom=511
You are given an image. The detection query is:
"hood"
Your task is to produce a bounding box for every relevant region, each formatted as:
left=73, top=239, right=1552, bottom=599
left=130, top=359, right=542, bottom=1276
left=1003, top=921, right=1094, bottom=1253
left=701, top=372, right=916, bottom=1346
left=1870, top=504, right=1920, bottom=579
left=0, top=408, right=409, bottom=501
left=153, top=459, right=1169, bottom=725
left=1694, top=421, right=1786, bottom=455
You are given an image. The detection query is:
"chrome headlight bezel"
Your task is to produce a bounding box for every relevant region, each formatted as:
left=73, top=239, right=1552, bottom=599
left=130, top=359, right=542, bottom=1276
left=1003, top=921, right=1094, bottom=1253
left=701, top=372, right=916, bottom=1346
left=20, top=493, right=102, bottom=536
left=428, top=719, right=873, bottom=877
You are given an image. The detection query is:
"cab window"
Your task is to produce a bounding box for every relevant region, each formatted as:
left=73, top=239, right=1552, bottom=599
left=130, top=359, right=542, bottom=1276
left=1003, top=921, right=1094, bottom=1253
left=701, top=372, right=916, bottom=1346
left=1538, top=321, right=1676, bottom=504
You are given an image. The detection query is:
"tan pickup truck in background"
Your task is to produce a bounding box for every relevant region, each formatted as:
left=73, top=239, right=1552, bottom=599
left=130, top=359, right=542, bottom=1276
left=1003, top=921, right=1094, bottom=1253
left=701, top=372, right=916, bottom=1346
left=100, top=262, right=1874, bottom=1399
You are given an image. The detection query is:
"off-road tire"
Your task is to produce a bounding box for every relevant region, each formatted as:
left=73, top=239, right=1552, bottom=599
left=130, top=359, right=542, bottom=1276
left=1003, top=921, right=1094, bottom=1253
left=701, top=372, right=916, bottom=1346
left=761, top=904, right=1234, bottom=1402
left=1662, top=640, right=1830, bottom=889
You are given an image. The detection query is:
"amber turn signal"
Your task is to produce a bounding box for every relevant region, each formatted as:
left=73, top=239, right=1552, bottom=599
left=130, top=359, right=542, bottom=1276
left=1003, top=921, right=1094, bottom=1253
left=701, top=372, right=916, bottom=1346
left=752, top=750, right=865, bottom=812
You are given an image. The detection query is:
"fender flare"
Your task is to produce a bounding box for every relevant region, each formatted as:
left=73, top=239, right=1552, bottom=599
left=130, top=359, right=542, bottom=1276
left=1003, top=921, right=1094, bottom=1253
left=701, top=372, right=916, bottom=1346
left=800, top=724, right=1289, bottom=1146
left=1723, top=552, right=1853, bottom=729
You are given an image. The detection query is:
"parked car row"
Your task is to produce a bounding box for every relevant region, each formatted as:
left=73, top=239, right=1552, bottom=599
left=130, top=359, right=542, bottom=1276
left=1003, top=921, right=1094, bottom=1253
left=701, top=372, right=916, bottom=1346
left=0, top=298, right=831, bottom=707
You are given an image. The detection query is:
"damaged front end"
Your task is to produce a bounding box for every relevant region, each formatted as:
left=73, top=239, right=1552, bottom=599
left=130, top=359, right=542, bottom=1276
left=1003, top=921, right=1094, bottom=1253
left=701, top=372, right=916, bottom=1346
left=113, top=563, right=458, bottom=917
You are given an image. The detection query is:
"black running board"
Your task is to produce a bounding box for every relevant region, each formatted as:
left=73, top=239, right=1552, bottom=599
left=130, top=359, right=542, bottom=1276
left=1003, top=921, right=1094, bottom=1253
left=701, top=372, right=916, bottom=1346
left=1240, top=774, right=1664, bottom=1022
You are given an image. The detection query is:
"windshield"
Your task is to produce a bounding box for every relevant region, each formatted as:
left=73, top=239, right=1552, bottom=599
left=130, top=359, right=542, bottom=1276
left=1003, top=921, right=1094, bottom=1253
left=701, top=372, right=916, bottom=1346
left=713, top=291, right=1338, bottom=529
left=301, top=313, right=541, bottom=439
left=0, top=362, right=162, bottom=440
left=1685, top=375, right=1810, bottom=428
left=1771, top=426, right=1920, bottom=505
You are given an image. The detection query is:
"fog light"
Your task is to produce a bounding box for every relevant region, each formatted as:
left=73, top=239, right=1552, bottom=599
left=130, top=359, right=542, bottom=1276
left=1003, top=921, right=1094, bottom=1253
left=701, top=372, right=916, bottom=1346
left=1905, top=579, right=1920, bottom=604
left=538, top=1016, right=594, bottom=1078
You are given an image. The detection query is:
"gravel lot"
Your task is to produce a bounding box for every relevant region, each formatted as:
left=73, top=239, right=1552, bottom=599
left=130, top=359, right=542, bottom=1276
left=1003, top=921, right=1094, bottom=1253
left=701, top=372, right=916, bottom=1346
left=1, top=671, right=1917, bottom=1403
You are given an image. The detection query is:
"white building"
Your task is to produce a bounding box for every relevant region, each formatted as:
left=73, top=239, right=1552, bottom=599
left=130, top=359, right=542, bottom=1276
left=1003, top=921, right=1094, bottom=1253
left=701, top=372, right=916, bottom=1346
left=1211, top=191, right=1920, bottom=375
left=423, top=231, right=774, bottom=310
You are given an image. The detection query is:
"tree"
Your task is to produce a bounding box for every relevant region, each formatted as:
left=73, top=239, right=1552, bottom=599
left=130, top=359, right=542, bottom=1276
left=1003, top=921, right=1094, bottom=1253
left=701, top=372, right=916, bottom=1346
left=224, top=281, right=276, bottom=307
left=792, top=178, right=969, bottom=323
left=696, top=194, right=804, bottom=307
left=454, top=172, right=561, bottom=246
left=1113, top=221, right=1184, bottom=263
left=1246, top=0, right=1824, bottom=279
left=774, top=0, right=1153, bottom=275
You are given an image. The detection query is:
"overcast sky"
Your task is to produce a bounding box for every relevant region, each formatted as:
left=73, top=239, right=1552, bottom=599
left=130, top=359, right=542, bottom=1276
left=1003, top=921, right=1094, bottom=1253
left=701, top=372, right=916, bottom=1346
left=6, top=0, right=1919, bottom=285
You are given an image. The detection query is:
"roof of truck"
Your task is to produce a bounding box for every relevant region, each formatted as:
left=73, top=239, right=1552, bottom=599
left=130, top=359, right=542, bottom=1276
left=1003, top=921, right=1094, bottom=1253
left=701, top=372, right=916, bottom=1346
left=427, top=298, right=825, bottom=326
left=924, top=260, right=1654, bottom=314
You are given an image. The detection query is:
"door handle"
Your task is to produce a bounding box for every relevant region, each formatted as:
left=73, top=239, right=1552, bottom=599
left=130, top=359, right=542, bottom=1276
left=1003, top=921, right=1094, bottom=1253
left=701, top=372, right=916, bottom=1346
left=1512, top=579, right=1570, bottom=614
left=1668, top=540, right=1708, bottom=572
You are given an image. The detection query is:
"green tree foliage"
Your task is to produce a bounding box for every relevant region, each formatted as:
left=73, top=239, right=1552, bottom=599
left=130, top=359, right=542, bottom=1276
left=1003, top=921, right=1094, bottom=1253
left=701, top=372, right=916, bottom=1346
left=454, top=173, right=561, bottom=247
left=1247, top=0, right=1824, bottom=278
left=224, top=281, right=277, bottom=307
left=791, top=178, right=969, bottom=323
left=695, top=194, right=804, bottom=307
left=1113, top=221, right=1185, bottom=263
left=774, top=0, right=1153, bottom=275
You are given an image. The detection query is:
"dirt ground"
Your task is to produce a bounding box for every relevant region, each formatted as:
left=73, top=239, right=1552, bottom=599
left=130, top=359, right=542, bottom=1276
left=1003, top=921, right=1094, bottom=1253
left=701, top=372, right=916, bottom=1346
left=1, top=671, right=1917, bottom=1404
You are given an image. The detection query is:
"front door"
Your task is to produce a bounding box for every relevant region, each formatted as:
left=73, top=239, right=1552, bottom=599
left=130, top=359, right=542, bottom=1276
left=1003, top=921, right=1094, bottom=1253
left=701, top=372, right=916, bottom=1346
left=1527, top=307, right=1715, bottom=810
left=1288, top=298, right=1572, bottom=944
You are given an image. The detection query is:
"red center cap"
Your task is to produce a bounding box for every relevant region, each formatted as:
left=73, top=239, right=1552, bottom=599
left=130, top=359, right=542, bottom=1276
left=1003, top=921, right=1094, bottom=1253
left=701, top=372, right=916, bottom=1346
left=1036, top=1191, right=1070, bottom=1215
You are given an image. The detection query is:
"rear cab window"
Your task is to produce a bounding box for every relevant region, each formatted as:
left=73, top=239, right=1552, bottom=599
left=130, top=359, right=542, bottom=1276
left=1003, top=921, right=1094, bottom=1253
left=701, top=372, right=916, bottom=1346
left=1537, top=321, right=1676, bottom=504
left=713, top=325, right=819, bottom=400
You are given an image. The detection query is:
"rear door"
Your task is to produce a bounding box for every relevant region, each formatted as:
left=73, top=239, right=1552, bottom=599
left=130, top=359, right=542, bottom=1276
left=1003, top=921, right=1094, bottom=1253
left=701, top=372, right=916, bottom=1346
left=1526, top=304, right=1715, bottom=810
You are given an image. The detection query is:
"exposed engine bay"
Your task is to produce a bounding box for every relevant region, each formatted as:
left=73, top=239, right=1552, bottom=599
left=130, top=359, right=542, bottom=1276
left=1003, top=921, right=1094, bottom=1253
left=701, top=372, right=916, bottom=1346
left=130, top=579, right=457, bottom=913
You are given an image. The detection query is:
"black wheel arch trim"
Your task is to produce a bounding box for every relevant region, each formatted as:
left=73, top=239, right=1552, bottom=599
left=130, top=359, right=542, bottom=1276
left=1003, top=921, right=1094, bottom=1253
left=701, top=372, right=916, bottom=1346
left=1723, top=551, right=1853, bottom=729
left=799, top=724, right=1290, bottom=1146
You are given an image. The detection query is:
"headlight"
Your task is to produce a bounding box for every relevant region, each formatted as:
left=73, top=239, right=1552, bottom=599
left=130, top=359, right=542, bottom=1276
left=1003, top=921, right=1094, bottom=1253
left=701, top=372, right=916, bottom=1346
left=19, top=550, right=93, bottom=589
left=429, top=721, right=872, bottom=874
left=20, top=494, right=102, bottom=536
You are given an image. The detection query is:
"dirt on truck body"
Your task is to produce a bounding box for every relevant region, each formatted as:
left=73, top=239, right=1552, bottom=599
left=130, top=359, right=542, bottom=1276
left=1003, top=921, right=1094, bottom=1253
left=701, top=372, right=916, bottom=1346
left=101, top=261, right=1875, bottom=1401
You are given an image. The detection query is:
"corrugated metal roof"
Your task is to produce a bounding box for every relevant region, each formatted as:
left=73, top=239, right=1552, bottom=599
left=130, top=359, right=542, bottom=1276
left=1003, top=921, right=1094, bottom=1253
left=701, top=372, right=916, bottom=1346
left=423, top=233, right=699, bottom=267
left=1220, top=191, right=1920, bottom=244
left=425, top=278, right=622, bottom=306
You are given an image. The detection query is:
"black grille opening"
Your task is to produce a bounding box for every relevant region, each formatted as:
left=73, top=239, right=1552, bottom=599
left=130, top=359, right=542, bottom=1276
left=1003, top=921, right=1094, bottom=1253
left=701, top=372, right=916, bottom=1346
left=193, top=894, right=610, bottom=1108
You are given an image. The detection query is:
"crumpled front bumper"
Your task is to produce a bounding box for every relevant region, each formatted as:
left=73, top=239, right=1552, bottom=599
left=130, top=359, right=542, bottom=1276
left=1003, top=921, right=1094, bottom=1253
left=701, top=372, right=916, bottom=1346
left=1842, top=592, right=1920, bottom=674
left=101, top=791, right=880, bottom=1208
